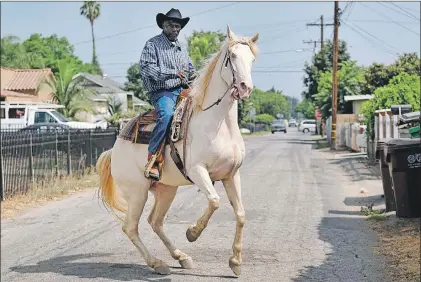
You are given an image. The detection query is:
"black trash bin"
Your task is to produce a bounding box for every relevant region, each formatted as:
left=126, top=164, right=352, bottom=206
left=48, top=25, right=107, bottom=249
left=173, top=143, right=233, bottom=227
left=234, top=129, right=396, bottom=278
left=376, top=140, right=396, bottom=212
left=384, top=139, right=421, bottom=218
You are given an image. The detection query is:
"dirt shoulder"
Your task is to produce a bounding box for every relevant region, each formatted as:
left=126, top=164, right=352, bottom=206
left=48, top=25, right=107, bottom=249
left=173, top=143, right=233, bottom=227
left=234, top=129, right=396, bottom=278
left=1, top=172, right=98, bottom=220
left=369, top=216, right=420, bottom=282
left=315, top=143, right=420, bottom=281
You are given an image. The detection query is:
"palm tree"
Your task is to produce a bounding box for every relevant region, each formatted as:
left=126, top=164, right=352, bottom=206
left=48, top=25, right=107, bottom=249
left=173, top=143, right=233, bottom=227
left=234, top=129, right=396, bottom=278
left=80, top=1, right=102, bottom=74
left=38, top=60, right=95, bottom=119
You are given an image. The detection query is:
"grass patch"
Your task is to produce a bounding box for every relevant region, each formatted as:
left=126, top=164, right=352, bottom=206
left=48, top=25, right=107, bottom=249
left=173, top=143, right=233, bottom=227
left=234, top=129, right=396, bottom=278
left=241, top=131, right=270, bottom=136
left=370, top=216, right=420, bottom=282
left=312, top=135, right=326, bottom=141
left=361, top=205, right=387, bottom=220
left=1, top=168, right=98, bottom=219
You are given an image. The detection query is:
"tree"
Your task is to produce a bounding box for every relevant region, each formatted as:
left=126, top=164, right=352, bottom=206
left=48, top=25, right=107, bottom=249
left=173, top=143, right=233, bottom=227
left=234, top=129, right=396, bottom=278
left=20, top=33, right=98, bottom=75
left=313, top=60, right=366, bottom=117
left=105, top=95, right=123, bottom=126
left=249, top=88, right=290, bottom=118
left=124, top=63, right=147, bottom=101
left=1, top=36, right=45, bottom=69
left=361, top=73, right=420, bottom=140
left=295, top=99, right=315, bottom=119
left=39, top=60, right=94, bottom=119
left=363, top=53, right=421, bottom=94
left=255, top=113, right=275, bottom=125
left=80, top=1, right=102, bottom=74
left=302, top=40, right=351, bottom=102
left=186, top=30, right=225, bottom=70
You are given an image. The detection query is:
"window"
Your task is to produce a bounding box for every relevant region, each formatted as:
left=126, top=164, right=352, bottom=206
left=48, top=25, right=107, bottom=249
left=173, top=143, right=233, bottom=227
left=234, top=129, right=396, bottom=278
left=8, top=108, right=25, bottom=119
left=50, top=111, right=69, bottom=122
left=127, top=94, right=133, bottom=110
left=34, top=112, right=57, bottom=123
left=1, top=108, right=5, bottom=119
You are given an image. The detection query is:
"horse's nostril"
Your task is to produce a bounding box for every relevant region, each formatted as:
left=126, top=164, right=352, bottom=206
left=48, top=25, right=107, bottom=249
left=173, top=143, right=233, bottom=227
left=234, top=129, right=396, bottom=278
left=240, top=82, right=247, bottom=90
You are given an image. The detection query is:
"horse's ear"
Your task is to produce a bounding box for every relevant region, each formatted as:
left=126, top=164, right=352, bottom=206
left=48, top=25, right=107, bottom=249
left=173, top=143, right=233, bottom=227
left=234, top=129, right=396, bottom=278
left=250, top=33, right=259, bottom=43
left=227, top=25, right=236, bottom=40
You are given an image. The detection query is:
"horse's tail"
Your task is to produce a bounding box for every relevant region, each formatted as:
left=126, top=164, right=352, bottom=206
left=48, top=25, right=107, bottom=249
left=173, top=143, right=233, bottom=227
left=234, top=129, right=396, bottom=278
left=96, top=149, right=126, bottom=222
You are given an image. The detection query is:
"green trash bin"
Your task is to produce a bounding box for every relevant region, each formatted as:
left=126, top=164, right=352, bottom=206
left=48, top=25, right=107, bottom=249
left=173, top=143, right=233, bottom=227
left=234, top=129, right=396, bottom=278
left=409, top=125, right=420, bottom=139
left=384, top=139, right=421, bottom=218
left=376, top=140, right=396, bottom=212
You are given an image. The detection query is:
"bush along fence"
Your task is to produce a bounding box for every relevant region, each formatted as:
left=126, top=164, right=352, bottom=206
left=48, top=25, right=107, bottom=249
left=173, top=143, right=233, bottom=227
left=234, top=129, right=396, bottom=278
left=0, top=127, right=118, bottom=200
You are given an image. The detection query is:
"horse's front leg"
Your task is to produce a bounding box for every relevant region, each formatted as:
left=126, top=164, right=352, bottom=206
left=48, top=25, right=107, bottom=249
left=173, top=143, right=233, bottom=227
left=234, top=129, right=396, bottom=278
left=222, top=171, right=245, bottom=276
left=185, top=165, right=220, bottom=242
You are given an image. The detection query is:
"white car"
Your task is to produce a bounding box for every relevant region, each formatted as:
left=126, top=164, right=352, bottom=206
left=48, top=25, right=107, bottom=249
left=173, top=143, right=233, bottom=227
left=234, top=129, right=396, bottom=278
left=298, top=119, right=316, bottom=133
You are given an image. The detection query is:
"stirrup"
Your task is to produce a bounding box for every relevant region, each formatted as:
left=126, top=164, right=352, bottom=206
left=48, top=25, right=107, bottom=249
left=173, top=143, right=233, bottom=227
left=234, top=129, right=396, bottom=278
left=144, top=154, right=164, bottom=181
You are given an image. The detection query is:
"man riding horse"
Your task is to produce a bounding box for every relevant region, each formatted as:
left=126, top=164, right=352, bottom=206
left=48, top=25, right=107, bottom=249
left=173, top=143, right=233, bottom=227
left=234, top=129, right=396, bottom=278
left=139, top=8, right=198, bottom=180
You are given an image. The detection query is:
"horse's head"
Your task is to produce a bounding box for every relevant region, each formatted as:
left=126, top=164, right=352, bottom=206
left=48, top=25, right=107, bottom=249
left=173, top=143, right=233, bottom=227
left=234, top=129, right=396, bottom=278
left=220, top=25, right=259, bottom=100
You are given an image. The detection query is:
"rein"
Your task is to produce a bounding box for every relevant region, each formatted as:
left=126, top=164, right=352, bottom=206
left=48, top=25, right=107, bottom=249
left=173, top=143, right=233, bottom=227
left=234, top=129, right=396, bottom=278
left=201, top=42, right=247, bottom=111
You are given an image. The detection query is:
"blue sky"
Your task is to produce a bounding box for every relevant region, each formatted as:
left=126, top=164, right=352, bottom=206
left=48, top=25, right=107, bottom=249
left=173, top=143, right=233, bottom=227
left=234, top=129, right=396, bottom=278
left=1, top=1, right=420, bottom=99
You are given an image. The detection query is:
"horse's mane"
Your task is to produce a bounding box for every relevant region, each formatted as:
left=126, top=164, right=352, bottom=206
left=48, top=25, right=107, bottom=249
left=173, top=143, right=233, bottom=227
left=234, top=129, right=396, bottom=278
left=189, top=36, right=259, bottom=112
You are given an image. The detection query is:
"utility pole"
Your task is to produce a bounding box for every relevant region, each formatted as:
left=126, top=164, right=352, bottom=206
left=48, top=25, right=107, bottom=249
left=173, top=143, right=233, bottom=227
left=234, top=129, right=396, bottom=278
left=331, top=1, right=340, bottom=150
left=306, top=15, right=334, bottom=52
left=303, top=40, right=321, bottom=54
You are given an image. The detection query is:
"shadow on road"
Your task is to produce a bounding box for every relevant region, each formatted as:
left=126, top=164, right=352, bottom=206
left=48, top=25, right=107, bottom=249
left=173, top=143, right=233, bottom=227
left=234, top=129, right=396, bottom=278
left=9, top=253, right=171, bottom=281
left=327, top=157, right=381, bottom=183
left=291, top=216, right=386, bottom=282
left=9, top=252, right=236, bottom=281
left=344, top=194, right=385, bottom=208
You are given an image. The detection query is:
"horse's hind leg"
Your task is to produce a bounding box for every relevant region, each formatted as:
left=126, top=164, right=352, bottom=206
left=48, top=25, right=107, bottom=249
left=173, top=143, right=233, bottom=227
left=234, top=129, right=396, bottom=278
left=119, top=180, right=171, bottom=275
left=149, top=183, right=194, bottom=269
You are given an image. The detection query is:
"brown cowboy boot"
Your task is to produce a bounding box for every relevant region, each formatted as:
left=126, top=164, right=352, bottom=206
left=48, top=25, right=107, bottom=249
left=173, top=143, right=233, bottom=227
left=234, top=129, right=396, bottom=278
left=144, top=142, right=165, bottom=181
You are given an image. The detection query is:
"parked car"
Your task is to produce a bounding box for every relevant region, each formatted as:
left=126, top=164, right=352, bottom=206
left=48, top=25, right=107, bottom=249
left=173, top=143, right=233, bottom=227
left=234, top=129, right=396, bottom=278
left=288, top=119, right=297, bottom=127
left=298, top=119, right=316, bottom=133
left=271, top=119, right=287, bottom=134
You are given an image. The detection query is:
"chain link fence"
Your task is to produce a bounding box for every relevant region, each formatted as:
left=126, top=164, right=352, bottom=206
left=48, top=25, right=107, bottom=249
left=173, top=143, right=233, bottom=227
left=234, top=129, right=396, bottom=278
left=1, top=127, right=118, bottom=200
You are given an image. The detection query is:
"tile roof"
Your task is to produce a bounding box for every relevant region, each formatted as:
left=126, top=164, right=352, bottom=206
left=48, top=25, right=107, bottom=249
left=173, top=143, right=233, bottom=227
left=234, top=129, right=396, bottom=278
left=0, top=67, right=54, bottom=91
left=0, top=89, right=37, bottom=98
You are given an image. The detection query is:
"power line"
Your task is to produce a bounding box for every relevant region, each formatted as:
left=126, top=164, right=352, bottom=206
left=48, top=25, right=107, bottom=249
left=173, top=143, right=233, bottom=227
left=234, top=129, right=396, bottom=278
left=259, top=48, right=312, bottom=55
left=74, top=3, right=240, bottom=46
left=380, top=2, right=420, bottom=21
left=97, top=22, right=309, bottom=58
left=348, top=19, right=419, bottom=24
left=359, top=2, right=420, bottom=36
left=258, top=25, right=308, bottom=43
left=350, top=22, right=404, bottom=54
left=342, top=21, right=400, bottom=56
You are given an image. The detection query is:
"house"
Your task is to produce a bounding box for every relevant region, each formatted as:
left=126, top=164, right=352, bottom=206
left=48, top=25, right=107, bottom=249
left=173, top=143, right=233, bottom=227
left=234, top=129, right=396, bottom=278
left=72, top=72, right=150, bottom=122
left=0, top=67, right=55, bottom=103
left=344, top=95, right=374, bottom=116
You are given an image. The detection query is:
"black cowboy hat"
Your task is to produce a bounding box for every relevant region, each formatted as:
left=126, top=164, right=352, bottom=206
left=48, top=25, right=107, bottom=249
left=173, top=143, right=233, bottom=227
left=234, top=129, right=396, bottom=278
left=156, top=8, right=190, bottom=29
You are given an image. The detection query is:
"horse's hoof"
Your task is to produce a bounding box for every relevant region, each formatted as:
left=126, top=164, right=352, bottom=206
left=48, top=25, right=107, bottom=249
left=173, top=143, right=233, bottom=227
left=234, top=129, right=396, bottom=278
left=186, top=227, right=198, bottom=242
left=179, top=257, right=194, bottom=269
left=154, top=265, right=171, bottom=275
left=229, top=260, right=241, bottom=276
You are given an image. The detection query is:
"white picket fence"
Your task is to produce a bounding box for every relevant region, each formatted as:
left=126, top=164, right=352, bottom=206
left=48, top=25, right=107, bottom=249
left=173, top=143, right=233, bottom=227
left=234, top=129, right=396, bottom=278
left=326, top=109, right=405, bottom=158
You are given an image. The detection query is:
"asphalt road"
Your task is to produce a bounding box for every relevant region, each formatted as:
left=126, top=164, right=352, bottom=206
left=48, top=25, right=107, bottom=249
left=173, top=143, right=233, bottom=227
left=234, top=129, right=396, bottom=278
left=1, top=130, right=387, bottom=282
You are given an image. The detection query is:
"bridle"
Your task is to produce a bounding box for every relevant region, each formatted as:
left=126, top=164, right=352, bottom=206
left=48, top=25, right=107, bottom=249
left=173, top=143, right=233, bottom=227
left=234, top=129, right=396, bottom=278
left=200, top=41, right=249, bottom=111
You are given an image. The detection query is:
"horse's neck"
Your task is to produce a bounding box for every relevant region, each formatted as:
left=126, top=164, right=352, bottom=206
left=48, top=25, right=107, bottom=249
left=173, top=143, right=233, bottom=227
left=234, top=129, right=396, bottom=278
left=190, top=74, right=241, bottom=140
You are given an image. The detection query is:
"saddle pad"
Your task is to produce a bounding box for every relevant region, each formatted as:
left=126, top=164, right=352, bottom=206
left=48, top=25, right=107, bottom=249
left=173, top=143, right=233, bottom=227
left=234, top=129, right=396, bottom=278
left=119, top=111, right=158, bottom=145
left=118, top=93, right=192, bottom=145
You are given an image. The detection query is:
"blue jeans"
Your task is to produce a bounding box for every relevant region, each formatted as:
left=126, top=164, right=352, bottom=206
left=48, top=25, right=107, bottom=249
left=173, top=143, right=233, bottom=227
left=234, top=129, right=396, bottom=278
left=148, top=87, right=183, bottom=154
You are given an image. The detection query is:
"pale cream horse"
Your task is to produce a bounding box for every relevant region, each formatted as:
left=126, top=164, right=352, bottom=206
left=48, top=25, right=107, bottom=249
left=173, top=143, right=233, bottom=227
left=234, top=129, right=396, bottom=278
left=96, top=26, right=259, bottom=276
